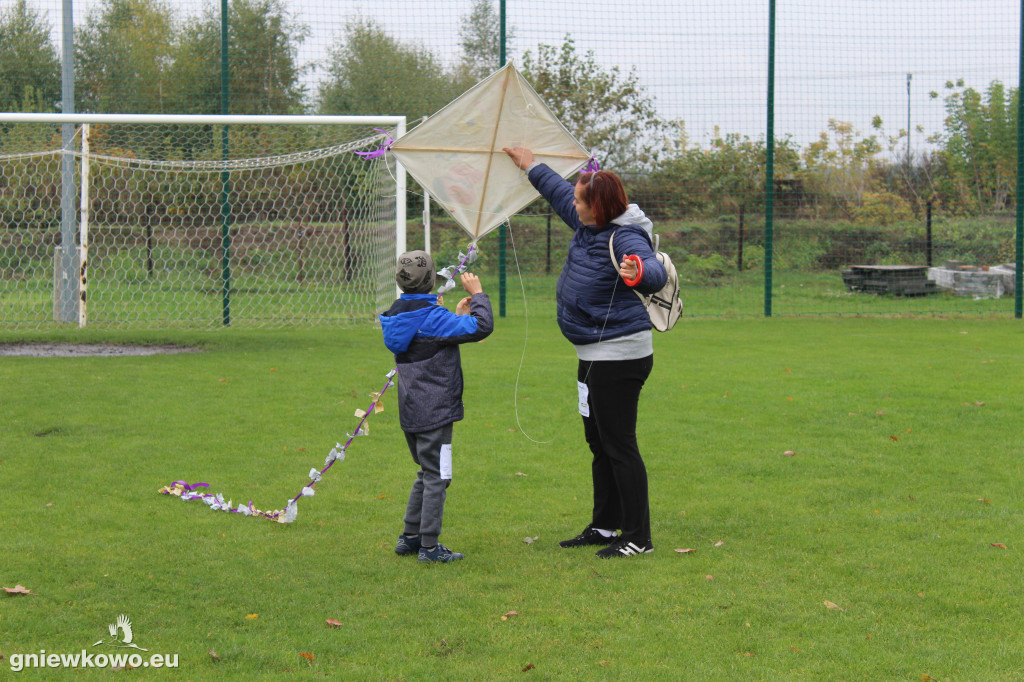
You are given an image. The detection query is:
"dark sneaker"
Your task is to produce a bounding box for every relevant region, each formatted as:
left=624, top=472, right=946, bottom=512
left=595, top=538, right=654, bottom=558
left=559, top=525, right=619, bottom=548
left=418, top=543, right=465, bottom=563
left=395, top=534, right=422, bottom=556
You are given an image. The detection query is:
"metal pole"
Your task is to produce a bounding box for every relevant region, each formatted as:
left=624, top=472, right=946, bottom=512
left=219, top=0, right=231, bottom=326
left=1016, top=0, right=1024, bottom=318
left=906, top=73, right=912, bottom=169
left=926, top=200, right=933, bottom=268
left=423, top=191, right=431, bottom=253
left=546, top=213, right=552, bottom=274
left=737, top=205, right=745, bottom=271
left=57, top=0, right=77, bottom=323
left=763, top=0, right=775, bottom=317
left=498, top=0, right=507, bottom=318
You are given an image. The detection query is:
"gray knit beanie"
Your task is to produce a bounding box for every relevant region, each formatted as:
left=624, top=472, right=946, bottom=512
left=396, top=250, right=435, bottom=294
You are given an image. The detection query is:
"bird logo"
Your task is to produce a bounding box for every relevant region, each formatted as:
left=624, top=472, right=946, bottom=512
left=93, top=614, right=148, bottom=651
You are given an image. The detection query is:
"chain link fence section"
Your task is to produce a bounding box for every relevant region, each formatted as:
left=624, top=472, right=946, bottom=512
left=0, top=116, right=403, bottom=328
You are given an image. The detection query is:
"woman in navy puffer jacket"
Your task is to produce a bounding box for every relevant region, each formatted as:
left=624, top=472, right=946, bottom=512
left=505, top=146, right=666, bottom=559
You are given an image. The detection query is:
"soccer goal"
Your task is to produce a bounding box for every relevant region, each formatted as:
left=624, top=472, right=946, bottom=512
left=0, top=113, right=407, bottom=329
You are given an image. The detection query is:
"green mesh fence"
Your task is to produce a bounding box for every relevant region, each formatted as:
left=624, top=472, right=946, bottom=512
left=1, top=0, right=1021, bottom=321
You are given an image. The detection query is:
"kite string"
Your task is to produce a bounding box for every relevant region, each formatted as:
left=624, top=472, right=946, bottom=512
left=506, top=219, right=554, bottom=445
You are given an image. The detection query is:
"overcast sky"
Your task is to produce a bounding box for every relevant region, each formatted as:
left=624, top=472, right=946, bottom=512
left=27, top=0, right=1022, bottom=153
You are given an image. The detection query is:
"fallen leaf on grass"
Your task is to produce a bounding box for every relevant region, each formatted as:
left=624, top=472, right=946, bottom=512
left=890, top=436, right=900, bottom=441
left=991, top=543, right=1007, bottom=549
left=522, top=663, right=535, bottom=671
left=515, top=472, right=528, bottom=477
left=743, top=652, right=756, bottom=657
left=299, top=652, right=314, bottom=662
left=978, top=498, right=991, bottom=504
left=501, top=611, right=518, bottom=621
left=208, top=650, right=221, bottom=662
left=523, top=536, right=539, bottom=544
left=674, top=548, right=697, bottom=554
left=783, top=450, right=796, bottom=456
left=714, top=540, right=724, bottom=547
left=245, top=613, right=258, bottom=620
left=790, top=646, right=802, bottom=653
left=2, top=585, right=33, bottom=595
left=921, top=675, right=935, bottom=681
left=823, top=601, right=844, bottom=611
left=705, top=575, right=714, bottom=581
left=325, top=619, right=342, bottom=628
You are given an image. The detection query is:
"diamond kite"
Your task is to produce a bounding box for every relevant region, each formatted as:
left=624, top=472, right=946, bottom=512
left=390, top=62, right=591, bottom=242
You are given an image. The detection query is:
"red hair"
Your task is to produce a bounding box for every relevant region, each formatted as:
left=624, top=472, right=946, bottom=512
left=577, top=171, right=628, bottom=227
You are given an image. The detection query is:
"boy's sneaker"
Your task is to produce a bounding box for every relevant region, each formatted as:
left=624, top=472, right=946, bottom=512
left=559, top=525, right=619, bottom=548
left=395, top=534, right=422, bottom=556
left=595, top=538, right=654, bottom=558
left=417, top=543, right=464, bottom=563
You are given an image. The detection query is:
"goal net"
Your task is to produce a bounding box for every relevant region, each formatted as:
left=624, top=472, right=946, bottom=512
left=0, top=114, right=406, bottom=329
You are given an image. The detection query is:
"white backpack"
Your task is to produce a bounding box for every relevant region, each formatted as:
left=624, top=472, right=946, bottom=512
left=609, top=230, right=683, bottom=332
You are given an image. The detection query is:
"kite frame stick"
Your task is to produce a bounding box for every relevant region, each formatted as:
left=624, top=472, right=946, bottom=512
left=472, top=67, right=513, bottom=240
left=389, top=145, right=588, bottom=161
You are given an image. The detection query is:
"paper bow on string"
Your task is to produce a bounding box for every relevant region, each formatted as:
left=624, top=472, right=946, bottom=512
left=436, top=244, right=479, bottom=294
left=352, top=128, right=395, bottom=159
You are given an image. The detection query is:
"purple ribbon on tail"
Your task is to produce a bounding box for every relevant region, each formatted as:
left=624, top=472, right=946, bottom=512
left=172, top=480, right=209, bottom=492
left=354, top=128, right=395, bottom=159
left=584, top=157, right=600, bottom=173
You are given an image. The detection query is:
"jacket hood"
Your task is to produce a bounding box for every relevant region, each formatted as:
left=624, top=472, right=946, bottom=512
left=611, top=203, right=653, bottom=240
left=379, top=295, right=437, bottom=354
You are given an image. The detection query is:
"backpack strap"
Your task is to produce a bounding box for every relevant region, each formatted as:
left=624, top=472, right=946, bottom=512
left=608, top=228, right=657, bottom=269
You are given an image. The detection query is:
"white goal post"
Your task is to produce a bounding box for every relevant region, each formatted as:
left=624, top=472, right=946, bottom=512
left=0, top=113, right=407, bottom=329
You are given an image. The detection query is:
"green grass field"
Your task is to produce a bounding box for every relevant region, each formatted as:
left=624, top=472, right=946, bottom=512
left=3, top=313, right=1024, bottom=679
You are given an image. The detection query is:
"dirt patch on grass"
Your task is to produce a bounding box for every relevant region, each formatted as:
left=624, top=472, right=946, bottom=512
left=0, top=343, right=203, bottom=357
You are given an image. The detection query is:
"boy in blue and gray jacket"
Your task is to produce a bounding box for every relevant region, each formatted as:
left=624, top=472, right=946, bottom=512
left=379, top=250, right=493, bottom=563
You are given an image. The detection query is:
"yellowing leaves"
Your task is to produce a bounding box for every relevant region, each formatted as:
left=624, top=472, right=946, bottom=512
left=823, top=600, right=845, bottom=611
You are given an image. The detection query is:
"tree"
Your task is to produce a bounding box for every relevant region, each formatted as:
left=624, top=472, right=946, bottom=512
left=457, top=0, right=512, bottom=82
left=75, top=0, right=175, bottom=113
left=801, top=119, right=882, bottom=218
left=0, top=0, right=61, bottom=113
left=649, top=126, right=800, bottom=218
left=930, top=79, right=1017, bottom=214
left=318, top=18, right=460, bottom=122
left=520, top=35, right=672, bottom=171
left=171, top=0, right=308, bottom=116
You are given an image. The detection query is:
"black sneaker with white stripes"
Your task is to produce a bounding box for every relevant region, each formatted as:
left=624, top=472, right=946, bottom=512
left=595, top=538, right=654, bottom=558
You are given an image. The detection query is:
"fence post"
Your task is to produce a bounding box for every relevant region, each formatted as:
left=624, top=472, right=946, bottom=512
left=925, top=200, right=933, bottom=268
left=220, top=0, right=232, bottom=326
left=763, top=0, right=776, bottom=317
left=737, top=205, right=745, bottom=271
left=78, top=124, right=90, bottom=327
left=546, top=213, right=552, bottom=274
left=1016, top=0, right=1024, bottom=318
